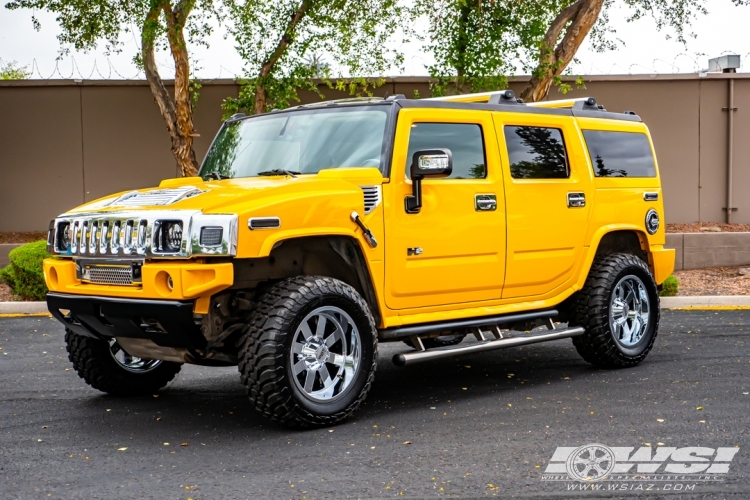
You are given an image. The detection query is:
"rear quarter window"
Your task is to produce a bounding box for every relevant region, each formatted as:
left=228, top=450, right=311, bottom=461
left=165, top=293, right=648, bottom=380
left=582, top=130, right=656, bottom=178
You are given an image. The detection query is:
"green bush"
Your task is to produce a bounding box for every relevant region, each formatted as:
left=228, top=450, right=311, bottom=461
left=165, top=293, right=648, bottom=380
left=659, top=274, right=679, bottom=297
left=0, top=240, right=51, bottom=301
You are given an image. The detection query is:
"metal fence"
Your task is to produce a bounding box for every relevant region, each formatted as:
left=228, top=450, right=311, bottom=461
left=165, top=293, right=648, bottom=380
left=1, top=74, right=748, bottom=231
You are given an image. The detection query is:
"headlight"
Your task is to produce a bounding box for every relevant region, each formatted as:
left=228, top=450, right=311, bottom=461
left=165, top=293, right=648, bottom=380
left=154, top=220, right=183, bottom=253
left=56, top=221, right=71, bottom=252
left=200, top=227, right=223, bottom=246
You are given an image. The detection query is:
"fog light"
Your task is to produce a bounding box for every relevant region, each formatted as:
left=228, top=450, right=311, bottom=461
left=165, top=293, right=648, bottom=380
left=167, top=274, right=174, bottom=291
left=200, top=227, right=223, bottom=246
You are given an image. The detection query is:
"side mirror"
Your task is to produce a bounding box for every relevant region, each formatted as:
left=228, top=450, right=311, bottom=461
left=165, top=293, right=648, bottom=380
left=405, top=149, right=453, bottom=213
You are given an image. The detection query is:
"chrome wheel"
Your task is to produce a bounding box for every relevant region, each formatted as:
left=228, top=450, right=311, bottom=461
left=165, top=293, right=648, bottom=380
left=609, top=275, right=650, bottom=347
left=290, top=306, right=361, bottom=403
left=108, top=339, right=162, bottom=373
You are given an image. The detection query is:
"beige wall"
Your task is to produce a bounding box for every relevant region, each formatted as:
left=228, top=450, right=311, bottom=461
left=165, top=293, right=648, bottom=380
left=1, top=75, right=749, bottom=231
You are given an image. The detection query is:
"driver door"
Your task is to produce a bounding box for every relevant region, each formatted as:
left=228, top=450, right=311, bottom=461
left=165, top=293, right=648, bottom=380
left=383, top=108, right=506, bottom=311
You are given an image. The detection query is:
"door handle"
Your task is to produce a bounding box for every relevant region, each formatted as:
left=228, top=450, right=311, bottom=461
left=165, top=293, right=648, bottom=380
left=475, top=194, right=497, bottom=211
left=567, top=192, right=586, bottom=208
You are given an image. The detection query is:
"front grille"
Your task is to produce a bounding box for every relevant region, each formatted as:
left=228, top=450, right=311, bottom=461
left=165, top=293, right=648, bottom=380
left=86, top=266, right=134, bottom=285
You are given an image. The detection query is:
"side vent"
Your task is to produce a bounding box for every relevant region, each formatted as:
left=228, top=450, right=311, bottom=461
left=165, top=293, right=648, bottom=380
left=361, top=186, right=382, bottom=214
left=248, top=217, right=281, bottom=230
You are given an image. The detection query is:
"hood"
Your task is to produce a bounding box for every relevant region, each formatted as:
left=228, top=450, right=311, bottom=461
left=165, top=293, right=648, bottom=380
left=63, top=168, right=385, bottom=216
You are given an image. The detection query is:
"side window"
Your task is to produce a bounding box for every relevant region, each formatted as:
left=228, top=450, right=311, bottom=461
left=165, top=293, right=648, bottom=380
left=406, top=123, right=486, bottom=179
left=583, top=130, right=656, bottom=177
left=504, top=126, right=569, bottom=179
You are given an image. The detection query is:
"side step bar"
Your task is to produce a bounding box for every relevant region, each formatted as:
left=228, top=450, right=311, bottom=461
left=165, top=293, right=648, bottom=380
left=380, top=309, right=558, bottom=340
left=392, top=326, right=585, bottom=366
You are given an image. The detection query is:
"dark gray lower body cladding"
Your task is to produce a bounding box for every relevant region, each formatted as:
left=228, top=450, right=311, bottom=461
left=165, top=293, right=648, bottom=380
left=392, top=326, right=585, bottom=366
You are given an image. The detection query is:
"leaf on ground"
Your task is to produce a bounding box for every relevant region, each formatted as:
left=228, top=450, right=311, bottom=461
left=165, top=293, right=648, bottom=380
left=696, top=406, right=704, bottom=411
left=117, top=447, right=128, bottom=451
left=181, top=442, right=189, bottom=447
left=403, top=440, right=412, bottom=445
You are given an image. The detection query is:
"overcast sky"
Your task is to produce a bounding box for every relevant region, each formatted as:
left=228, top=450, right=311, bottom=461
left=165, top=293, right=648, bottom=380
left=1, top=0, right=750, bottom=80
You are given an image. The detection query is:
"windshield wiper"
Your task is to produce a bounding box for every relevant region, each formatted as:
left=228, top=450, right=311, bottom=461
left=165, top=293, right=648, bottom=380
left=257, top=169, right=301, bottom=178
left=205, top=172, right=230, bottom=180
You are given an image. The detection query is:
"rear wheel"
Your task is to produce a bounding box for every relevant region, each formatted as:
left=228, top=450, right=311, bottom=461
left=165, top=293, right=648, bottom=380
left=65, top=329, right=182, bottom=395
left=569, top=253, right=660, bottom=368
left=238, top=276, right=377, bottom=428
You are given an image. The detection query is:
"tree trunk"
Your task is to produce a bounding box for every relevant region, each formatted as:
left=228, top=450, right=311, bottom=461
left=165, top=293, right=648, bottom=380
left=253, top=1, right=309, bottom=114
left=141, top=0, right=200, bottom=177
left=519, top=0, right=604, bottom=103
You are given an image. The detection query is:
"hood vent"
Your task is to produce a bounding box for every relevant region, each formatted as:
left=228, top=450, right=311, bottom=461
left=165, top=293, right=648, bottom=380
left=361, top=186, right=382, bottom=214
left=108, top=186, right=204, bottom=207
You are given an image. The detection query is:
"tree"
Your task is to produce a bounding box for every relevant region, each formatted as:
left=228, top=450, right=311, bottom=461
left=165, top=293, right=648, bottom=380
left=5, top=0, right=219, bottom=176
left=418, top=0, right=750, bottom=101
left=416, top=0, right=563, bottom=97
left=222, top=0, right=404, bottom=116
left=0, top=60, right=31, bottom=79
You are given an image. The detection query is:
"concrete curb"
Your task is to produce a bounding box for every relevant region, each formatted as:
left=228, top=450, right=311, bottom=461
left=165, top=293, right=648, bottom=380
left=0, top=301, right=49, bottom=316
left=1, top=298, right=750, bottom=317
left=660, top=296, right=750, bottom=309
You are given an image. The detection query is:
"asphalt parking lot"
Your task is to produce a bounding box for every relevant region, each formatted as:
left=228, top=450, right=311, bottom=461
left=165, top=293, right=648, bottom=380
left=0, top=310, right=748, bottom=499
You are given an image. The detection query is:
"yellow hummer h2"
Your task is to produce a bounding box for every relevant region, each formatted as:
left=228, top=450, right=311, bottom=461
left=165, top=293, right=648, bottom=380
left=44, top=90, right=675, bottom=427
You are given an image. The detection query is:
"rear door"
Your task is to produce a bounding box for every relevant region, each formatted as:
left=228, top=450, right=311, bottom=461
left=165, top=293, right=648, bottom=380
left=493, top=112, right=593, bottom=299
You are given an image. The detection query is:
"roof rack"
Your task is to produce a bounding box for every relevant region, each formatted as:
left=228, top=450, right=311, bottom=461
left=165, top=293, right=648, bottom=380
left=425, top=90, right=524, bottom=105
left=527, top=97, right=605, bottom=111
left=286, top=95, right=403, bottom=110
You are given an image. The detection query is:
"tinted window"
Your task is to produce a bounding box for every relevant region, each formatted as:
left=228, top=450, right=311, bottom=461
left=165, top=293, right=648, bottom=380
left=406, top=123, right=486, bottom=179
left=504, top=126, right=569, bottom=179
left=583, top=130, right=656, bottom=177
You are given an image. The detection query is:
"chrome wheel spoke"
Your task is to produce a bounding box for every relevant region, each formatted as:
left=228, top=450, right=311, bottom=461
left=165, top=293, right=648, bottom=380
left=304, top=369, right=316, bottom=392
left=300, top=321, right=315, bottom=341
left=318, top=365, right=332, bottom=386
left=292, top=342, right=305, bottom=355
left=315, top=315, right=327, bottom=338
left=293, top=359, right=307, bottom=375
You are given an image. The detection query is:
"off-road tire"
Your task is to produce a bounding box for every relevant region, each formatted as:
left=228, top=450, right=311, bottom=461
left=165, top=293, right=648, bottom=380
left=64, top=329, right=182, bottom=396
left=569, top=253, right=660, bottom=368
left=238, top=276, right=378, bottom=428
left=403, top=333, right=466, bottom=349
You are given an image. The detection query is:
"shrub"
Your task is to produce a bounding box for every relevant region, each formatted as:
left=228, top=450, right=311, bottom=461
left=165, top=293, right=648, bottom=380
left=659, top=274, right=679, bottom=297
left=0, top=240, right=50, bottom=300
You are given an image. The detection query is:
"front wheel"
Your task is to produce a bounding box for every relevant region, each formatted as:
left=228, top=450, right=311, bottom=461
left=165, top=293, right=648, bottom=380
left=65, top=330, right=182, bottom=395
left=238, top=276, right=377, bottom=428
left=569, top=253, right=660, bottom=368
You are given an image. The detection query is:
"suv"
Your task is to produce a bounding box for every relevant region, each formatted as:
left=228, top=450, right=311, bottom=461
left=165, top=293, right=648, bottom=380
left=44, top=91, right=675, bottom=428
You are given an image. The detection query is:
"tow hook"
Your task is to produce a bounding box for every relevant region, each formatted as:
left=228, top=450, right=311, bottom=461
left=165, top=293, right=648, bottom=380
left=350, top=211, right=377, bottom=248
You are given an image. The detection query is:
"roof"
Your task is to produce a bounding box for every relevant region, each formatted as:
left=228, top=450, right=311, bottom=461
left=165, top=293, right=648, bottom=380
left=230, top=90, right=642, bottom=123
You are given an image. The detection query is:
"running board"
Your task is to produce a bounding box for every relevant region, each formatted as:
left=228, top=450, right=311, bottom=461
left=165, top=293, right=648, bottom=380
left=392, top=326, right=585, bottom=366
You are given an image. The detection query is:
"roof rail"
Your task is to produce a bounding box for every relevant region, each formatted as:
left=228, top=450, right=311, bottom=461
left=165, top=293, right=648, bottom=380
left=425, top=90, right=524, bottom=105
left=527, top=97, right=605, bottom=111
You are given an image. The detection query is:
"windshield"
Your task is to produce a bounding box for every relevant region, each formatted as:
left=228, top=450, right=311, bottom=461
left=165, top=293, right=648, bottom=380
left=200, top=106, right=390, bottom=179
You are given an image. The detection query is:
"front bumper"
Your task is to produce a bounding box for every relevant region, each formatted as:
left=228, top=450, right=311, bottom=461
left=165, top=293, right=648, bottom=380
left=47, top=293, right=207, bottom=349
left=43, top=259, right=233, bottom=314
